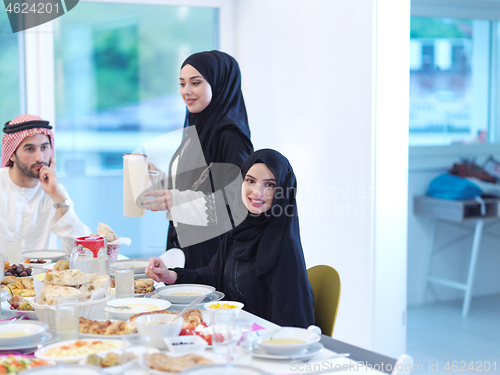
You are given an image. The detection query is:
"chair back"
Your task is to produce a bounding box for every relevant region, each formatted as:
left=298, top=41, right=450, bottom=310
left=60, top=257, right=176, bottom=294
left=160, top=248, right=185, bottom=268
left=307, top=265, right=341, bottom=337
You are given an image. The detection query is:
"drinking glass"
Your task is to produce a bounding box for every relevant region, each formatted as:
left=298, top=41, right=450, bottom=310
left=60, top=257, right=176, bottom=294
left=231, top=323, right=253, bottom=366
left=211, top=310, right=238, bottom=361
left=56, top=296, right=79, bottom=341
left=5, top=241, right=22, bottom=265
left=115, top=264, right=134, bottom=299
left=142, top=170, right=161, bottom=204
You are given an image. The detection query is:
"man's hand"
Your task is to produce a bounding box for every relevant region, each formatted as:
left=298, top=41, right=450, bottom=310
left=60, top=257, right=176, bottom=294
left=143, top=190, right=173, bottom=211
left=146, top=257, right=177, bottom=284
left=39, top=156, right=63, bottom=199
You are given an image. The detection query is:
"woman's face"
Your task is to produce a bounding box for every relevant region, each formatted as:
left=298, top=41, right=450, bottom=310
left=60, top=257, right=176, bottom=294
left=242, top=163, right=276, bottom=214
left=180, top=64, right=212, bottom=113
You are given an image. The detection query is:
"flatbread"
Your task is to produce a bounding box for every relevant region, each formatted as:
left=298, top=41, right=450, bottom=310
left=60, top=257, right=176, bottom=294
left=39, top=284, right=85, bottom=305
left=44, top=269, right=95, bottom=286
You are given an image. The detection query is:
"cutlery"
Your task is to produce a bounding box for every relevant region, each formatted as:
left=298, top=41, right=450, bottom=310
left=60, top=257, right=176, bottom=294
left=107, top=305, right=132, bottom=310
left=170, top=295, right=206, bottom=324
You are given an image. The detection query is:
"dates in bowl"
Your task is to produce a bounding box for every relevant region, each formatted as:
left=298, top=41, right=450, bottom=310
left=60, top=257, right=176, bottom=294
left=5, top=264, right=32, bottom=277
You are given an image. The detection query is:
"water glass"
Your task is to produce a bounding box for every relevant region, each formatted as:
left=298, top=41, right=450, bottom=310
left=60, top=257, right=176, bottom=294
left=115, top=264, right=134, bottom=299
left=231, top=324, right=253, bottom=366
left=142, top=170, right=161, bottom=204
left=56, top=296, right=79, bottom=341
left=5, top=241, right=22, bottom=265
left=211, top=310, right=238, bottom=361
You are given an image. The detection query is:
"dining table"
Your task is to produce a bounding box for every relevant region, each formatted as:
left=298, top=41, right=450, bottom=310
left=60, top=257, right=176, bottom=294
left=0, top=302, right=399, bottom=375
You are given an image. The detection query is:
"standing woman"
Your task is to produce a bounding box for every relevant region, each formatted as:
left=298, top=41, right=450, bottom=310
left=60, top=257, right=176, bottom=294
left=145, top=51, right=253, bottom=269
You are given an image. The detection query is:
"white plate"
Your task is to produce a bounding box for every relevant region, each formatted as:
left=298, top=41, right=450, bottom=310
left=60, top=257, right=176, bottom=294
left=166, top=291, right=225, bottom=311
left=23, top=259, right=53, bottom=268
left=105, top=298, right=171, bottom=320
left=23, top=251, right=67, bottom=262
left=20, top=364, right=103, bottom=374
left=154, top=284, right=215, bottom=304
left=79, top=319, right=139, bottom=339
left=0, top=320, right=48, bottom=345
left=0, top=331, right=53, bottom=351
left=111, top=259, right=149, bottom=274
left=34, top=339, right=125, bottom=364
left=140, top=351, right=224, bottom=374
left=1, top=300, right=38, bottom=320
left=42, top=263, right=56, bottom=270
left=78, top=349, right=139, bottom=374
left=252, top=342, right=324, bottom=360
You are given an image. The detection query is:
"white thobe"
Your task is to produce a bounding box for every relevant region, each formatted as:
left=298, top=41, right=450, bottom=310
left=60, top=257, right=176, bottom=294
left=0, top=167, right=91, bottom=257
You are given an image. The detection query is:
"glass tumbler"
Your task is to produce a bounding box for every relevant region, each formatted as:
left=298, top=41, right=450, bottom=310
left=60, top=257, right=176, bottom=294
left=115, top=264, right=134, bottom=299
left=56, top=296, right=79, bottom=341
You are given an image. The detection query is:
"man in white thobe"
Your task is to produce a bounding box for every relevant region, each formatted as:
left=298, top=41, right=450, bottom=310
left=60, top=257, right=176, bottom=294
left=0, top=114, right=90, bottom=257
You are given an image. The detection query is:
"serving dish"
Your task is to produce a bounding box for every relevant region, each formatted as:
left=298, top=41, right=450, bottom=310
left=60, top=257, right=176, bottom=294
left=139, top=351, right=224, bottom=375
left=0, top=320, right=48, bottom=345
left=182, top=365, right=272, bottom=375
left=79, top=319, right=138, bottom=339
left=164, top=335, right=208, bottom=354
left=34, top=339, right=125, bottom=364
left=154, top=284, right=215, bottom=304
left=0, top=353, right=55, bottom=373
left=252, top=342, right=324, bottom=360
left=136, top=313, right=183, bottom=349
left=0, top=331, right=53, bottom=351
left=105, top=297, right=171, bottom=320
left=150, top=290, right=224, bottom=311
left=251, top=327, right=321, bottom=355
left=1, top=299, right=38, bottom=320
left=78, top=349, right=139, bottom=374
left=22, top=251, right=67, bottom=262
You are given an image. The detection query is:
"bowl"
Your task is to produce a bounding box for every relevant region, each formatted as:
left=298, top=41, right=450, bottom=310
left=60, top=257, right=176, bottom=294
left=203, top=301, right=244, bottom=320
left=164, top=335, right=208, bottom=354
left=105, top=298, right=171, bottom=321
left=0, top=320, right=48, bottom=345
left=252, top=327, right=321, bottom=355
left=155, top=284, right=215, bottom=304
left=136, top=313, right=183, bottom=349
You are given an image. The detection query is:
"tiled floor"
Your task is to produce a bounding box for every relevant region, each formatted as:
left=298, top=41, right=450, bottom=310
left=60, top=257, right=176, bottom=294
left=407, top=293, right=500, bottom=375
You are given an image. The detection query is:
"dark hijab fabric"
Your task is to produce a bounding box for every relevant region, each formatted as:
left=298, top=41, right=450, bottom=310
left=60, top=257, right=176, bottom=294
left=175, top=149, right=315, bottom=327
left=180, top=50, right=250, bottom=176
left=166, top=51, right=253, bottom=269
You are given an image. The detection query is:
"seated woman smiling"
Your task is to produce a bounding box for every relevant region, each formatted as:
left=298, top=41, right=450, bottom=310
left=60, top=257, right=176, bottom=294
left=146, top=149, right=314, bottom=328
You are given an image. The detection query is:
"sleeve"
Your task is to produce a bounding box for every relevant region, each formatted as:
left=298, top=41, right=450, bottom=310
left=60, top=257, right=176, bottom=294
left=216, top=127, right=254, bottom=169
left=173, top=236, right=229, bottom=289
left=49, top=184, right=92, bottom=255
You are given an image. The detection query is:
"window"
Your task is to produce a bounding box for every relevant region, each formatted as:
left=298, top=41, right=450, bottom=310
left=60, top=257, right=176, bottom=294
left=53, top=3, right=219, bottom=258
left=409, top=17, right=496, bottom=146
left=0, top=12, right=22, bottom=123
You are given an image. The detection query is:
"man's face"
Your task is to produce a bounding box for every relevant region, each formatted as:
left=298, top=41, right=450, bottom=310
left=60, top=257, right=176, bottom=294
left=10, top=134, right=52, bottom=179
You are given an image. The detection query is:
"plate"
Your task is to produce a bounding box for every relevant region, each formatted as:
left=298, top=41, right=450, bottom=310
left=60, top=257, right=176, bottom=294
left=105, top=298, right=171, bottom=320
left=0, top=331, right=53, bottom=351
left=252, top=342, right=324, bottom=360
left=139, top=351, right=225, bottom=374
left=110, top=259, right=149, bottom=274
left=78, top=348, right=140, bottom=374
left=154, top=284, right=215, bottom=304
left=20, top=364, right=103, bottom=374
left=34, top=339, right=125, bottom=364
left=42, top=263, right=56, bottom=270
left=164, top=291, right=225, bottom=311
left=1, top=300, right=38, bottom=320
left=79, top=319, right=139, bottom=339
left=0, top=290, right=8, bottom=302
left=23, top=259, right=53, bottom=268
left=0, top=320, right=48, bottom=345
left=23, top=251, right=67, bottom=262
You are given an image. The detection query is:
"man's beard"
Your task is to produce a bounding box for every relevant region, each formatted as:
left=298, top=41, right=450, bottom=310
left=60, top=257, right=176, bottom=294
left=13, top=155, right=47, bottom=179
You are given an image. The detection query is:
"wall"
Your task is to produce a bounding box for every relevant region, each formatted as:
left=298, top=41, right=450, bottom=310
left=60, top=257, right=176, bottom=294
left=234, top=0, right=410, bottom=358
left=408, top=145, right=500, bottom=307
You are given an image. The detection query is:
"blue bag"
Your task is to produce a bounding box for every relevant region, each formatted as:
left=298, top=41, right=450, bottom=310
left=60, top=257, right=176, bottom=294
left=426, top=173, right=483, bottom=201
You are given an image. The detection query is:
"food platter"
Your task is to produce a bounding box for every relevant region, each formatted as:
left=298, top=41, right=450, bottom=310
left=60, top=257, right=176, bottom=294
left=1, top=300, right=38, bottom=320
left=79, top=319, right=139, bottom=339
left=139, top=351, right=225, bottom=375
left=23, top=251, right=67, bottom=262
left=34, top=339, right=125, bottom=364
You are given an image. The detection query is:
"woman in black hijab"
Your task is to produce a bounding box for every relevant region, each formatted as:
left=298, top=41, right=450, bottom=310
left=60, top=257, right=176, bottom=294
left=146, top=149, right=315, bottom=328
left=145, top=51, right=253, bottom=269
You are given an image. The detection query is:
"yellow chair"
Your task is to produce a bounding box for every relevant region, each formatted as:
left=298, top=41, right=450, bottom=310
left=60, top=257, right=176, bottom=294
left=307, top=265, right=341, bottom=337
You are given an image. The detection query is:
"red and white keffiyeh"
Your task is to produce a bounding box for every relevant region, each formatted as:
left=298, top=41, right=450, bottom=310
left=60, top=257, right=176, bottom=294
left=1, top=115, right=55, bottom=168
